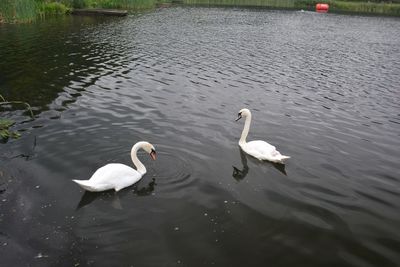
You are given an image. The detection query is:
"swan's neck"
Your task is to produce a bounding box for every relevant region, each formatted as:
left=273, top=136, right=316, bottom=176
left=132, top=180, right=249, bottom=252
left=131, top=143, right=146, bottom=175
left=239, top=114, right=251, bottom=146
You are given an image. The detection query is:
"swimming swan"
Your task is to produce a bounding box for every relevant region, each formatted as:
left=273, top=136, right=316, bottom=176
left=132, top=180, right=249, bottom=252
left=73, top=141, right=156, bottom=192
left=236, top=108, right=290, bottom=163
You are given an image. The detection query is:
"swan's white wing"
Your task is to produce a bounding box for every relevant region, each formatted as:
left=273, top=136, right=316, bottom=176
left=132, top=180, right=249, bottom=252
left=242, top=140, right=290, bottom=163
left=246, top=140, right=279, bottom=155
left=89, top=163, right=142, bottom=191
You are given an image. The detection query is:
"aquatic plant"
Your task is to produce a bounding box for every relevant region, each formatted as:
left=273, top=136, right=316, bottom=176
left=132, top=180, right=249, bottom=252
left=0, top=94, right=34, bottom=142
left=0, top=119, right=21, bottom=141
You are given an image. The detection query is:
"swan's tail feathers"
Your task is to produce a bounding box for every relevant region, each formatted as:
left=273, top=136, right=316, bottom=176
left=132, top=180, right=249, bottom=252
left=72, top=179, right=96, bottom=192
left=278, top=155, right=290, bottom=163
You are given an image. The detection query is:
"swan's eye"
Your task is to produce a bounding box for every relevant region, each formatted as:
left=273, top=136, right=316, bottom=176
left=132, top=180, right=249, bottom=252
left=238, top=112, right=242, bottom=116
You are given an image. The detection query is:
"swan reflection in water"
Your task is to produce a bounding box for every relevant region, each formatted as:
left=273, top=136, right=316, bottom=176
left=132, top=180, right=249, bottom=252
left=232, top=149, right=287, bottom=181
left=232, top=149, right=249, bottom=181
left=76, top=178, right=157, bottom=209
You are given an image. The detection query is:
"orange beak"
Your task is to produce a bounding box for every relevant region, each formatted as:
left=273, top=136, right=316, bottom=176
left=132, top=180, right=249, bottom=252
left=150, top=150, right=157, bottom=160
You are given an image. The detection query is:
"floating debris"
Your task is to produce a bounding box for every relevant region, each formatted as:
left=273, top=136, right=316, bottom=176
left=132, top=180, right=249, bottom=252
left=35, top=252, right=48, bottom=259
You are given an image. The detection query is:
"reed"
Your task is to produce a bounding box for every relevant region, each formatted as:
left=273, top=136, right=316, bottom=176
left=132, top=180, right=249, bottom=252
left=0, top=0, right=71, bottom=23
left=38, top=2, right=71, bottom=18
left=0, top=0, right=37, bottom=23
left=0, top=0, right=155, bottom=23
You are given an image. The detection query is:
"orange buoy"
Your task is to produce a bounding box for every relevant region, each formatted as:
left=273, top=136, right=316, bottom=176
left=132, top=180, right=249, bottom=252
left=316, top=3, right=329, bottom=13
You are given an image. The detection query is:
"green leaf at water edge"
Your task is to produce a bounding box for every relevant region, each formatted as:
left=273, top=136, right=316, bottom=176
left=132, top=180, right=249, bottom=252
left=0, top=119, right=20, bottom=142
left=0, top=119, right=15, bottom=130
left=10, top=131, right=21, bottom=139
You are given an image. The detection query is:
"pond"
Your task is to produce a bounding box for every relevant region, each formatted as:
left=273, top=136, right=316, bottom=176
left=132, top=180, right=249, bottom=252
left=1, top=7, right=400, bottom=267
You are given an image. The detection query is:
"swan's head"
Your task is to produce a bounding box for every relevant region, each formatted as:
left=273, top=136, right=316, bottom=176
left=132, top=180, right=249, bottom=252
left=142, top=142, right=157, bottom=160
left=235, top=108, right=251, bottom=121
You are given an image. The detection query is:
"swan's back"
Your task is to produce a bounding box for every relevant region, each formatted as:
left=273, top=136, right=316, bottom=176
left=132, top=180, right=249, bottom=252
left=242, top=140, right=275, bottom=155
left=241, top=140, right=289, bottom=163
left=90, top=163, right=139, bottom=179
left=92, top=163, right=141, bottom=182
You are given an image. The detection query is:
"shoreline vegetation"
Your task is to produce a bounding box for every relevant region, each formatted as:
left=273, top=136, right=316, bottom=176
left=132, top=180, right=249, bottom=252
left=0, top=94, right=34, bottom=142
left=0, top=0, right=157, bottom=23
left=0, top=0, right=400, bottom=23
left=184, top=0, right=400, bottom=15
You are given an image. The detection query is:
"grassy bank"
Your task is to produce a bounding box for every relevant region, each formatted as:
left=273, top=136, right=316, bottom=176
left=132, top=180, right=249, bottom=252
left=72, top=0, right=156, bottom=10
left=330, top=1, right=400, bottom=16
left=183, top=0, right=400, bottom=16
left=184, top=0, right=296, bottom=8
left=0, top=0, right=37, bottom=23
left=1, top=0, right=400, bottom=23
left=0, top=0, right=156, bottom=23
left=0, top=0, right=72, bottom=23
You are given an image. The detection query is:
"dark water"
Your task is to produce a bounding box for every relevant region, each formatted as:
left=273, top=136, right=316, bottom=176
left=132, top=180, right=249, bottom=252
left=1, top=7, right=400, bottom=267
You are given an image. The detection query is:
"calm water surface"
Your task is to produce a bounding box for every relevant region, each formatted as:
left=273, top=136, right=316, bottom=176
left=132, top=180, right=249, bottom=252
left=1, top=7, right=400, bottom=267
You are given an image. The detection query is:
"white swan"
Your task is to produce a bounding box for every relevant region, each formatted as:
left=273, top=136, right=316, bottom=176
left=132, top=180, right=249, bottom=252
left=73, top=141, right=156, bottom=192
left=236, top=108, right=290, bottom=163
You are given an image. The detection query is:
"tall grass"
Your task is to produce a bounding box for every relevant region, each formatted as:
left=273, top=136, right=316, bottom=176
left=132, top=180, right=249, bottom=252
left=0, top=0, right=156, bottom=23
left=0, top=0, right=37, bottom=23
left=38, top=2, right=71, bottom=17
left=0, top=0, right=71, bottom=23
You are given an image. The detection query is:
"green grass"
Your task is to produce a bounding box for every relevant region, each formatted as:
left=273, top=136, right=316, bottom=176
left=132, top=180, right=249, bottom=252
left=0, top=0, right=37, bottom=23
left=0, top=0, right=156, bottom=23
left=330, top=1, right=400, bottom=15
left=0, top=0, right=71, bottom=23
left=183, top=0, right=400, bottom=15
left=184, top=0, right=296, bottom=8
left=1, top=0, right=400, bottom=23
left=81, top=0, right=156, bottom=9
left=38, top=2, right=71, bottom=18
